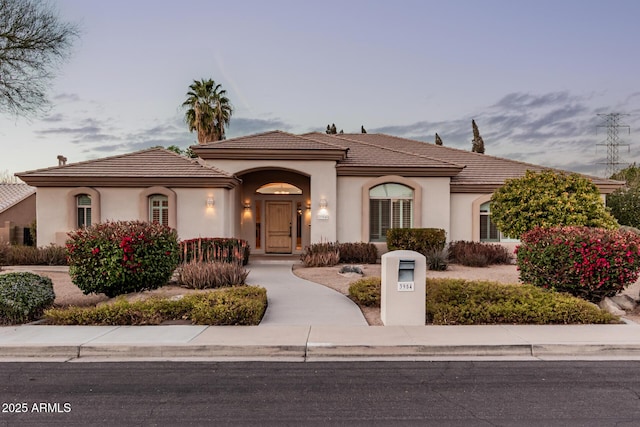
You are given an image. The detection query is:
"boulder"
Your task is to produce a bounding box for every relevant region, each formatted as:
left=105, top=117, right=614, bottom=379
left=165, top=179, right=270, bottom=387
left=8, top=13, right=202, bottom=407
left=610, top=294, right=638, bottom=311
left=599, top=297, right=626, bottom=316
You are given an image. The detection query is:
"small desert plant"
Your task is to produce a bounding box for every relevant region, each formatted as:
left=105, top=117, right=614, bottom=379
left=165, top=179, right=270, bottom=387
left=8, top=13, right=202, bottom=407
left=177, top=261, right=249, bottom=289
left=338, top=242, right=378, bottom=264
left=348, top=277, right=381, bottom=307
left=0, top=272, right=55, bottom=324
left=301, top=242, right=340, bottom=267
left=426, top=247, right=449, bottom=271
left=66, top=220, right=180, bottom=297
left=180, top=238, right=250, bottom=266
left=45, top=286, right=267, bottom=326
left=448, top=241, right=512, bottom=267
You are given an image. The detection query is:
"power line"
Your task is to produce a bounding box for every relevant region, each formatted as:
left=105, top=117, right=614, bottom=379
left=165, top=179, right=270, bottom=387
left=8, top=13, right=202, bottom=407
left=596, top=113, right=630, bottom=177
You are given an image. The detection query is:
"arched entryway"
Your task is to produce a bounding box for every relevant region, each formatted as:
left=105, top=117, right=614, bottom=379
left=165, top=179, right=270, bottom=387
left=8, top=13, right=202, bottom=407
left=237, top=169, right=311, bottom=255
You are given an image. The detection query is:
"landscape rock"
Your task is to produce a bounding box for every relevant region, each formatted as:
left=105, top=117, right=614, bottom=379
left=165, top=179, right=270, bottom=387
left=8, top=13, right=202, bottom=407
left=599, top=297, right=626, bottom=316
left=610, top=294, right=638, bottom=311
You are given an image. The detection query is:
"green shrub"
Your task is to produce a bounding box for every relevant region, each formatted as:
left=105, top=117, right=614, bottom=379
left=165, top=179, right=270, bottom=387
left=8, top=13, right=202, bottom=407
left=425, top=248, right=449, bottom=271
left=347, top=276, right=617, bottom=324
left=0, top=272, right=55, bottom=324
left=338, top=242, right=378, bottom=264
left=45, top=286, right=267, bottom=326
left=490, top=170, right=618, bottom=239
left=180, top=238, right=250, bottom=266
left=177, top=261, right=249, bottom=289
left=608, top=187, right=640, bottom=228
left=448, top=241, right=512, bottom=267
left=516, top=226, right=640, bottom=303
left=386, top=228, right=446, bottom=256
left=66, top=220, right=180, bottom=297
left=301, top=242, right=340, bottom=267
left=426, top=278, right=617, bottom=325
left=348, top=277, right=381, bottom=307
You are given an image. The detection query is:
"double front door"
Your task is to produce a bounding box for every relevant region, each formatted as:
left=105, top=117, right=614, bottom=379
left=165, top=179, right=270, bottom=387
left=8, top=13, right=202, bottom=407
left=265, top=201, right=292, bottom=253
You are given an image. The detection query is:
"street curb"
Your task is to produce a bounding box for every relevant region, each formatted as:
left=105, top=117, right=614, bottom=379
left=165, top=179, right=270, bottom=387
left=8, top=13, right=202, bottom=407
left=3, top=343, right=640, bottom=360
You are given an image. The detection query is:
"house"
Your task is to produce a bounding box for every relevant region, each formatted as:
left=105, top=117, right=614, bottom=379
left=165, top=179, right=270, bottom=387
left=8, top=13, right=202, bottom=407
left=0, top=183, right=36, bottom=245
left=17, top=130, right=622, bottom=253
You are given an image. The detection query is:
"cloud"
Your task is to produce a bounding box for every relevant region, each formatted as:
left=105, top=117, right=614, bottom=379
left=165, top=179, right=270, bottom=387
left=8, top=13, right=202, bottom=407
left=361, top=91, right=640, bottom=176
left=227, top=117, right=292, bottom=136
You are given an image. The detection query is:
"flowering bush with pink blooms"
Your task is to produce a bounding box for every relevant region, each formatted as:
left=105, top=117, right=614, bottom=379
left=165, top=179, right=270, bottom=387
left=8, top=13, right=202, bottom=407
left=516, top=226, right=640, bottom=303
left=66, top=220, right=179, bottom=297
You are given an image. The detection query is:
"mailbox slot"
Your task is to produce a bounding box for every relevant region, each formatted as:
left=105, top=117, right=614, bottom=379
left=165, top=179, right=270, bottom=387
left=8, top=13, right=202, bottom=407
left=398, top=259, right=415, bottom=283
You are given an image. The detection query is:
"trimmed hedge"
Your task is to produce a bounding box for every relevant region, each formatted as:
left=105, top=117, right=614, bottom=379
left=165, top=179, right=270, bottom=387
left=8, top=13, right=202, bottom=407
left=180, top=238, right=250, bottom=266
left=66, top=220, right=180, bottom=297
left=338, top=242, right=378, bottom=264
left=516, top=226, right=640, bottom=303
left=386, top=228, right=446, bottom=256
left=301, top=242, right=378, bottom=267
left=347, top=277, right=618, bottom=325
left=45, top=286, right=267, bottom=326
left=0, top=272, right=55, bottom=324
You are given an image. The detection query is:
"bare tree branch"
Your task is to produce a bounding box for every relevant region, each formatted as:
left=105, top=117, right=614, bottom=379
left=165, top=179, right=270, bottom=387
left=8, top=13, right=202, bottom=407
left=0, top=0, right=79, bottom=116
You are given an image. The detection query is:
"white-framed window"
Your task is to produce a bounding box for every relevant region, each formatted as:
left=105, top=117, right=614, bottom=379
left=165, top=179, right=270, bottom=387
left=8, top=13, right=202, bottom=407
left=369, top=183, right=413, bottom=242
left=76, top=194, right=92, bottom=228
left=479, top=202, right=518, bottom=242
left=149, top=194, right=169, bottom=226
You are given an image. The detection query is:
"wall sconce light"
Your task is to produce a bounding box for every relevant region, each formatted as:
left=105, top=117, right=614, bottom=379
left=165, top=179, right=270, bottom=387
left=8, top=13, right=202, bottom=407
left=206, top=197, right=215, bottom=208
left=319, top=198, right=328, bottom=209
left=243, top=202, right=251, bottom=210
left=306, top=202, right=311, bottom=210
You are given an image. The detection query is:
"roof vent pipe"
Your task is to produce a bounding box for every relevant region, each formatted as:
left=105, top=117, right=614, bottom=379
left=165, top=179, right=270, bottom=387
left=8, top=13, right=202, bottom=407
left=57, top=155, right=67, bottom=166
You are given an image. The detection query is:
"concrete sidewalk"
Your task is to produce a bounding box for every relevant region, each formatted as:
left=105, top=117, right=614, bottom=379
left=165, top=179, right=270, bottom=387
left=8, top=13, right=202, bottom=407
left=2, top=324, right=640, bottom=361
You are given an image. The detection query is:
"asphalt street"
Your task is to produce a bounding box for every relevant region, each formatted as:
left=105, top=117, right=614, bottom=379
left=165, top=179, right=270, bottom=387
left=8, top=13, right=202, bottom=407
left=1, top=361, right=640, bottom=426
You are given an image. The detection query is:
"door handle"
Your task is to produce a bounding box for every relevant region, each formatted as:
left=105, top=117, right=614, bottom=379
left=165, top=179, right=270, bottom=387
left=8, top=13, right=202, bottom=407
left=289, top=222, right=292, bottom=238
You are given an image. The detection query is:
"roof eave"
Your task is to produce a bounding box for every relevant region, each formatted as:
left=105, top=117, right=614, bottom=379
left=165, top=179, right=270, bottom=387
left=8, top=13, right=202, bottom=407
left=336, top=166, right=463, bottom=177
left=16, top=176, right=241, bottom=189
left=193, top=148, right=347, bottom=161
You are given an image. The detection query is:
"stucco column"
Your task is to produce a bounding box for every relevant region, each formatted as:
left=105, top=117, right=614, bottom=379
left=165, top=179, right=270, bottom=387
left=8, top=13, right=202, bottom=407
left=310, top=163, right=337, bottom=243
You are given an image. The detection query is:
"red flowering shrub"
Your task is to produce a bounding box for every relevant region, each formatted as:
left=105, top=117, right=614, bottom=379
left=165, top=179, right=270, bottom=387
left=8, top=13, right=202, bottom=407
left=516, top=226, right=640, bottom=302
left=66, top=220, right=179, bottom=297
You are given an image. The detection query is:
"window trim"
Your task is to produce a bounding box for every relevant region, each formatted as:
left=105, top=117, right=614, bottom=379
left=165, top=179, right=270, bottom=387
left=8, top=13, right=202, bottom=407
left=361, top=176, right=422, bottom=243
left=472, top=195, right=519, bottom=243
left=139, top=187, right=176, bottom=229
left=67, top=187, right=101, bottom=230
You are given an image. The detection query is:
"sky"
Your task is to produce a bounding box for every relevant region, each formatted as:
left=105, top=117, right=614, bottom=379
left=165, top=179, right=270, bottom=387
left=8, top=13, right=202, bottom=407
left=2, top=0, right=640, bottom=178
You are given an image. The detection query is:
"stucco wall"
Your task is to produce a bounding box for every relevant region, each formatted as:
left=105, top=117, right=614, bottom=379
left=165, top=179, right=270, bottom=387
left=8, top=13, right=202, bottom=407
left=450, top=193, right=482, bottom=242
left=337, top=176, right=451, bottom=243
left=36, top=186, right=234, bottom=246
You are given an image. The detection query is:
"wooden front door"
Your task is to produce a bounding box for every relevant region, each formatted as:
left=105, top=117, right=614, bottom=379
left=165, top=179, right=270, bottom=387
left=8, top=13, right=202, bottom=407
left=266, top=201, right=292, bottom=253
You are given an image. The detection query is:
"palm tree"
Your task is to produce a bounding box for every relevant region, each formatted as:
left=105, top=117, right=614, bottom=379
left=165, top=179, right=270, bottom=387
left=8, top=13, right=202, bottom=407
left=182, top=78, right=233, bottom=144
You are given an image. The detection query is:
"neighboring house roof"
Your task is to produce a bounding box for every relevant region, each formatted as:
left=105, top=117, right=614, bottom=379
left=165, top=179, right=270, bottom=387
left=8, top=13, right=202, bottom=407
left=16, top=148, right=240, bottom=188
left=0, top=183, right=36, bottom=214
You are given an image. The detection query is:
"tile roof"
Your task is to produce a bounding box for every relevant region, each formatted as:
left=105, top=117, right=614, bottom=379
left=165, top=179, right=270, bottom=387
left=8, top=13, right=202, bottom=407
left=17, top=148, right=239, bottom=188
left=0, top=183, right=35, bottom=214
left=307, top=133, right=621, bottom=191
left=196, top=130, right=345, bottom=151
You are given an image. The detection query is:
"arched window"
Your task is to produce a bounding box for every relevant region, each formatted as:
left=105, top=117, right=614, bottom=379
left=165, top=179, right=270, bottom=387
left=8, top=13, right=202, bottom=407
left=149, top=194, right=169, bottom=226
left=76, top=194, right=92, bottom=228
left=369, top=183, right=413, bottom=242
left=479, top=202, right=499, bottom=242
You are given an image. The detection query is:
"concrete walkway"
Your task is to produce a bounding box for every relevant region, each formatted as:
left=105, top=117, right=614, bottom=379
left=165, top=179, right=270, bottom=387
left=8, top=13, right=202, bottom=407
left=246, top=261, right=367, bottom=326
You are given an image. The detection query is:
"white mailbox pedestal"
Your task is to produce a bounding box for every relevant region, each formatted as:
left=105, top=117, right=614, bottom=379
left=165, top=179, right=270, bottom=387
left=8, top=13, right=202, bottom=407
left=381, top=250, right=426, bottom=326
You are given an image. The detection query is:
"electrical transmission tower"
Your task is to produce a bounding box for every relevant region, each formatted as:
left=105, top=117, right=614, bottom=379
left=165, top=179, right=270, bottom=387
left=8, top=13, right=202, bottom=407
left=597, top=113, right=630, bottom=177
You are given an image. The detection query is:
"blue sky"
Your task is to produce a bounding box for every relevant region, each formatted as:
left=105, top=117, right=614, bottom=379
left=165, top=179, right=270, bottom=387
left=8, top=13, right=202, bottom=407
left=2, top=0, right=639, bottom=177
